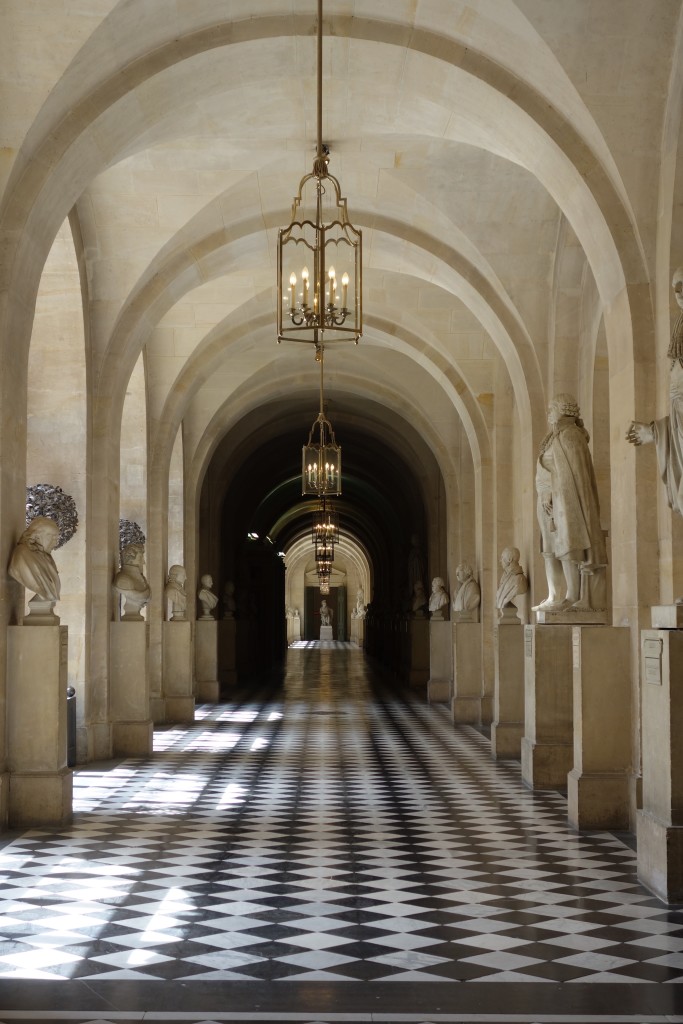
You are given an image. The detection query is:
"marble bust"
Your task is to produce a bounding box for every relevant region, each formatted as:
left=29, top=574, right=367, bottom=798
left=223, top=580, right=236, bottom=619
left=428, top=576, right=449, bottom=620
left=165, top=564, right=187, bottom=621
left=496, top=546, right=528, bottom=619
left=352, top=587, right=366, bottom=619
left=452, top=562, right=481, bottom=621
left=114, top=541, right=151, bottom=621
left=535, top=394, right=607, bottom=611
left=197, top=573, right=218, bottom=620
left=411, top=580, right=427, bottom=617
left=8, top=516, right=61, bottom=621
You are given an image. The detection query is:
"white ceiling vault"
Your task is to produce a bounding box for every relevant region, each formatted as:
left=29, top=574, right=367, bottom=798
left=1, top=0, right=681, bottom=594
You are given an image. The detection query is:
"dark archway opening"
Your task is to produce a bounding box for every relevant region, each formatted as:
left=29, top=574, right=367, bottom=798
left=199, top=396, right=442, bottom=681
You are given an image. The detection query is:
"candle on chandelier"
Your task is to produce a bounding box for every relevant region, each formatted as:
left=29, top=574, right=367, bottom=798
left=341, top=272, right=349, bottom=308
left=302, top=266, right=309, bottom=307
left=289, top=272, right=296, bottom=310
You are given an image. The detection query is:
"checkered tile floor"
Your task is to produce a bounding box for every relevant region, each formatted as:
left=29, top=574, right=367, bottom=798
left=1, top=643, right=683, bottom=1022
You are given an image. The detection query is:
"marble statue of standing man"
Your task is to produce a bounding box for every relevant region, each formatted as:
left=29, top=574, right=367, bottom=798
left=535, top=394, right=606, bottom=610
left=627, top=266, right=683, bottom=519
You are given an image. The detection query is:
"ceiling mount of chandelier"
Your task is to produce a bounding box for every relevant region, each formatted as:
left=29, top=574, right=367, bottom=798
left=277, top=0, right=362, bottom=346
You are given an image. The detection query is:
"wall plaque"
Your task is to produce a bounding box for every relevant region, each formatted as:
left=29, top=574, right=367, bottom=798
left=643, top=637, right=663, bottom=685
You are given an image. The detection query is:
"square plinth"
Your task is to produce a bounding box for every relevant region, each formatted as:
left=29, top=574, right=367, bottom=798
left=428, top=619, right=453, bottom=703
left=651, top=605, right=683, bottom=629
left=522, top=624, right=573, bottom=790
left=9, top=770, right=72, bottom=828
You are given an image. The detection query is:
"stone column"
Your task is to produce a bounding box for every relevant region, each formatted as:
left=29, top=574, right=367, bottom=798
left=451, top=621, right=482, bottom=724
left=521, top=624, right=573, bottom=790
left=162, top=620, right=195, bottom=722
left=408, top=617, right=429, bottom=687
left=110, top=621, right=153, bottom=757
left=491, top=614, right=525, bottom=759
left=428, top=619, right=452, bottom=702
left=196, top=619, right=220, bottom=701
left=7, top=625, right=72, bottom=826
left=219, top=617, right=237, bottom=687
left=567, top=626, right=631, bottom=830
left=637, top=613, right=683, bottom=902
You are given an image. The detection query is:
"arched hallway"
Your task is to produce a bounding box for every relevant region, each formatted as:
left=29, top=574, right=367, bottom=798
left=1, top=645, right=682, bottom=1023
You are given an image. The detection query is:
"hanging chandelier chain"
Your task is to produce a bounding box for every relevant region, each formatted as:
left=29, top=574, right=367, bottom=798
left=317, top=0, right=323, bottom=163
left=318, top=341, right=324, bottom=415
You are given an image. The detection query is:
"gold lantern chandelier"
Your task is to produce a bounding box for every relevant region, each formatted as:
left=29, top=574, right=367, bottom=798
left=277, top=0, right=362, bottom=347
left=302, top=343, right=341, bottom=497
left=313, top=492, right=338, bottom=592
left=312, top=494, right=339, bottom=559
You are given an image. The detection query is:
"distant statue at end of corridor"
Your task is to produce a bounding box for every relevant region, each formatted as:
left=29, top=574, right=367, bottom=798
left=320, top=599, right=333, bottom=627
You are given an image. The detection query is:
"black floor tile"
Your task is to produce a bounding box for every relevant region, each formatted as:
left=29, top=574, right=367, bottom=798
left=0, top=644, right=679, bottom=1020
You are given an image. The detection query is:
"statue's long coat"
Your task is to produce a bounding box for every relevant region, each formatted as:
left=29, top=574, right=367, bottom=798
left=536, top=421, right=607, bottom=565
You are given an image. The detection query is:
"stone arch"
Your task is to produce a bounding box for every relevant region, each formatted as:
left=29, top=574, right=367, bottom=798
left=25, top=216, right=90, bottom=756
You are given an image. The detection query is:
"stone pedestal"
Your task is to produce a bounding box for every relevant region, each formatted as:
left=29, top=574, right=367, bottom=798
left=162, top=620, right=195, bottom=722
left=320, top=625, right=333, bottom=641
left=567, top=626, right=631, bottom=830
left=196, top=619, right=220, bottom=702
left=428, top=619, right=453, bottom=702
left=110, top=622, right=152, bottom=757
left=637, top=628, right=683, bottom=902
left=408, top=617, right=429, bottom=687
left=491, top=622, right=524, bottom=759
left=521, top=624, right=573, bottom=790
left=286, top=614, right=301, bottom=645
left=219, top=618, right=237, bottom=687
left=451, top=621, right=482, bottom=724
left=350, top=617, right=365, bottom=647
left=7, top=625, right=72, bottom=826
